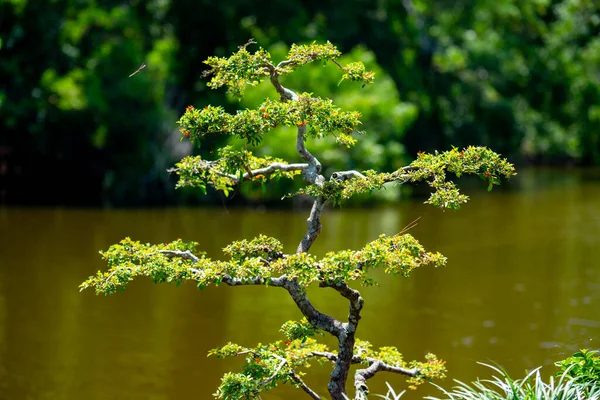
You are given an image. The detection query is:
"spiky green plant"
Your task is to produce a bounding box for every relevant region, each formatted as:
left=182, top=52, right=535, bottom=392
left=424, top=362, right=600, bottom=400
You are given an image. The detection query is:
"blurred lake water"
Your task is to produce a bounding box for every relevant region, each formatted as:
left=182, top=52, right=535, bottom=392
left=1, top=168, right=599, bottom=399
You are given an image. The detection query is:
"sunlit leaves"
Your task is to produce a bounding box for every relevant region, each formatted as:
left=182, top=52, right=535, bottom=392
left=204, top=42, right=271, bottom=98
left=407, top=353, right=447, bottom=390
left=350, top=341, right=446, bottom=389
left=280, top=41, right=342, bottom=72
left=318, top=233, right=447, bottom=286
left=339, top=61, right=375, bottom=86
left=223, top=235, right=284, bottom=263
left=208, top=329, right=445, bottom=399
left=293, top=169, right=391, bottom=206
left=208, top=326, right=445, bottom=399
left=80, top=229, right=445, bottom=295
left=555, top=349, right=600, bottom=386
left=280, top=318, right=323, bottom=342
left=209, top=335, right=330, bottom=399
left=201, top=40, right=375, bottom=100
left=214, top=372, right=261, bottom=400
left=78, top=237, right=202, bottom=295
left=177, top=96, right=362, bottom=147
left=174, top=146, right=302, bottom=195
left=360, top=234, right=447, bottom=276
left=407, top=146, right=516, bottom=208
left=293, top=146, right=516, bottom=209
left=271, top=252, right=319, bottom=286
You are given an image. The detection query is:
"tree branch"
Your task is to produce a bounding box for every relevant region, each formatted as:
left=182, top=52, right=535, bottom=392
left=270, top=354, right=322, bottom=400
left=265, top=61, right=324, bottom=188
left=329, top=329, right=355, bottom=399
left=224, top=275, right=286, bottom=287
left=265, top=67, right=327, bottom=254
left=310, top=285, right=363, bottom=400
left=264, top=62, right=297, bottom=101
left=240, top=162, right=308, bottom=180
left=321, top=282, right=364, bottom=331
left=212, top=273, right=287, bottom=288
left=354, top=359, right=418, bottom=399
left=226, top=162, right=307, bottom=183
left=283, top=279, right=343, bottom=337
left=158, top=250, right=200, bottom=263
left=171, top=161, right=307, bottom=185
left=297, top=195, right=326, bottom=253
left=296, top=124, right=324, bottom=183
left=330, top=170, right=366, bottom=181
left=310, top=351, right=419, bottom=399
left=311, top=351, right=362, bottom=364
left=261, top=359, right=287, bottom=386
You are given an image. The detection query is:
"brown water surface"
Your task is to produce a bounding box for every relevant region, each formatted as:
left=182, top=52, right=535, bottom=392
left=1, top=168, right=599, bottom=399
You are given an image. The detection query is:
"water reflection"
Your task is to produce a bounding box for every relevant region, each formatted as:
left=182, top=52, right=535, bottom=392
left=0, top=169, right=599, bottom=399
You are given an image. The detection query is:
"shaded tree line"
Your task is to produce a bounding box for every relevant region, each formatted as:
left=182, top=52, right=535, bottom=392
left=1, top=0, right=598, bottom=206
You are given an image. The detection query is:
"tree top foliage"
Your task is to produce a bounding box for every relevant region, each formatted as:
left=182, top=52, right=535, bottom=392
left=174, top=40, right=515, bottom=209
left=202, top=40, right=374, bottom=98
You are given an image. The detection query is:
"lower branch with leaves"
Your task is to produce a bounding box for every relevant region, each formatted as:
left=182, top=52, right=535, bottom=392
left=80, top=39, right=515, bottom=399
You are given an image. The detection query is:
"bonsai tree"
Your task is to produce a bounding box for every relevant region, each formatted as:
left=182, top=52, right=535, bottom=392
left=80, top=40, right=515, bottom=400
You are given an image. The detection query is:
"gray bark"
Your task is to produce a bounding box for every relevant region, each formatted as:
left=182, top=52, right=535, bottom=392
left=265, top=60, right=367, bottom=400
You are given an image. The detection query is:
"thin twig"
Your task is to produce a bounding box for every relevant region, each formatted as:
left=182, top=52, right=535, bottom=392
left=235, top=351, right=322, bottom=399
left=102, top=269, right=119, bottom=285
left=261, top=359, right=287, bottom=386
left=128, top=63, right=146, bottom=77
left=270, top=354, right=322, bottom=400
left=329, top=58, right=344, bottom=71
left=395, top=216, right=421, bottom=236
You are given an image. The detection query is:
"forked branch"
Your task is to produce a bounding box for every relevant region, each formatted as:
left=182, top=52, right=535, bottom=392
left=310, top=351, right=419, bottom=399
left=270, top=354, right=322, bottom=400
left=354, top=359, right=418, bottom=399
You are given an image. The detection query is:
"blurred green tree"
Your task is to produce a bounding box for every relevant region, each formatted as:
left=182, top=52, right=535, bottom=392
left=1, top=0, right=180, bottom=205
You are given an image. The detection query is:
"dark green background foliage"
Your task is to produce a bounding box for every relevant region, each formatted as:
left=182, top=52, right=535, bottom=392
left=2, top=0, right=599, bottom=206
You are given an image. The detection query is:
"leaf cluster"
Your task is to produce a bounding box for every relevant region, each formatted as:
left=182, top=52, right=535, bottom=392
left=208, top=336, right=329, bottom=399
left=555, top=349, right=600, bottom=387
left=280, top=318, right=323, bottom=342
left=353, top=340, right=446, bottom=390
left=281, top=41, right=342, bottom=72
left=177, top=96, right=361, bottom=148
left=294, top=146, right=516, bottom=208
left=78, top=238, right=203, bottom=295
left=281, top=42, right=375, bottom=87
left=209, top=321, right=445, bottom=399
left=339, top=62, right=376, bottom=86
left=201, top=40, right=374, bottom=100
left=204, top=43, right=271, bottom=98
left=223, top=234, right=284, bottom=263
left=174, top=146, right=301, bottom=195
left=79, top=231, right=446, bottom=295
